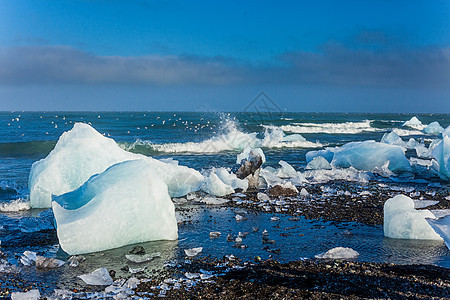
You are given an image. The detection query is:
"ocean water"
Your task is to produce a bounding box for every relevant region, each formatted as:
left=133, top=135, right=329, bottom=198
left=0, top=111, right=449, bottom=286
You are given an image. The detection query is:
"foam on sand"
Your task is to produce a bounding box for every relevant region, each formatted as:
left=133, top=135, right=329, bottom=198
left=52, top=159, right=178, bottom=255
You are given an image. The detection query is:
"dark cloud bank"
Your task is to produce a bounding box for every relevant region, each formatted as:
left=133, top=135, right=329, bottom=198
left=1, top=42, right=449, bottom=89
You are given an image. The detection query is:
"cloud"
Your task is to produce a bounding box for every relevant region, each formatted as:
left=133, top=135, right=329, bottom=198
left=1, top=34, right=449, bottom=88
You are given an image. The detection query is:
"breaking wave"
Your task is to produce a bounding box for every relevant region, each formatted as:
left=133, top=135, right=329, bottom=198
left=0, top=199, right=31, bottom=212
left=125, top=120, right=323, bottom=154
left=278, top=120, right=379, bottom=134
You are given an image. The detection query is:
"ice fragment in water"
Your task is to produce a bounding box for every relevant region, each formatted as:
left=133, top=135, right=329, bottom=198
left=199, top=197, right=229, bottom=205
left=52, top=159, right=178, bottom=255
left=209, top=231, right=221, bottom=238
left=184, top=247, right=202, bottom=257
left=402, top=116, right=425, bottom=130
left=257, top=192, right=270, bottom=202
left=383, top=194, right=442, bottom=240
left=431, top=136, right=450, bottom=180
left=315, top=247, right=359, bottom=259
left=78, top=268, right=114, bottom=285
left=11, top=290, right=40, bottom=300
left=20, top=251, right=37, bottom=266
left=125, top=253, right=160, bottom=263
left=35, top=256, right=65, bottom=268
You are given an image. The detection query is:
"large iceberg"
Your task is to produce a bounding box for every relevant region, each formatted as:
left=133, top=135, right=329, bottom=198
left=383, top=194, right=442, bottom=240
left=29, top=123, right=203, bottom=208
left=431, top=136, right=450, bottom=180
left=52, top=159, right=178, bottom=255
left=307, top=141, right=411, bottom=174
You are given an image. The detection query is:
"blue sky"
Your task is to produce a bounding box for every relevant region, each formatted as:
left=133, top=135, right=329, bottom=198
left=0, top=0, right=449, bottom=112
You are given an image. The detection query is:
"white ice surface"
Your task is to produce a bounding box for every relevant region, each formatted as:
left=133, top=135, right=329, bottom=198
left=426, top=215, right=450, bottom=249
left=315, top=247, right=359, bottom=259
left=202, top=173, right=235, bottom=197
left=431, top=136, right=450, bottom=180
left=29, top=123, right=203, bottom=208
left=78, top=268, right=114, bottom=285
left=383, top=194, right=442, bottom=240
left=52, top=159, right=178, bottom=255
left=306, top=156, right=332, bottom=170
left=424, top=121, right=444, bottom=135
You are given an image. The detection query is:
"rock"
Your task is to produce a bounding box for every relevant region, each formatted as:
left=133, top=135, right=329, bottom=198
left=129, top=245, right=146, bottom=255
left=268, top=183, right=299, bottom=197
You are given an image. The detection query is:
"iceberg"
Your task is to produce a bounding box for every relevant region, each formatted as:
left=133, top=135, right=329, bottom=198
left=426, top=215, right=450, bottom=249
left=29, top=123, right=203, bottom=208
left=431, top=136, right=450, bottom=180
left=383, top=194, right=442, bottom=240
left=52, top=159, right=178, bottom=255
left=424, top=121, right=444, bottom=135
left=402, top=116, right=425, bottom=130
left=307, top=141, right=411, bottom=173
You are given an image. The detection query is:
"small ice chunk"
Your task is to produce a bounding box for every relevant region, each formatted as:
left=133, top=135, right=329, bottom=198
left=68, top=255, right=85, bottom=267
left=306, top=156, right=332, bottom=170
left=359, top=191, right=372, bottom=196
left=184, top=247, right=202, bottom=257
left=215, top=167, right=248, bottom=191
left=185, top=272, right=200, bottom=279
left=78, top=268, right=114, bottom=286
left=315, top=247, right=359, bottom=259
left=200, top=197, right=229, bottom=205
left=235, top=214, right=246, bottom=221
left=11, top=290, right=40, bottom=300
left=20, top=251, right=37, bottom=266
left=384, top=194, right=442, bottom=240
left=126, top=277, right=141, bottom=289
left=209, top=231, right=221, bottom=238
left=299, top=188, right=309, bottom=197
left=125, top=253, right=160, bottom=263
left=257, top=192, right=270, bottom=202
left=35, top=256, right=65, bottom=268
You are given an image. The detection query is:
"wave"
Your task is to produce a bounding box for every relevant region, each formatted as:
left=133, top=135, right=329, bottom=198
left=125, top=120, right=323, bottom=154
left=278, top=120, right=380, bottom=134
left=392, top=128, right=424, bottom=136
left=0, top=199, right=31, bottom=212
left=0, top=141, right=56, bottom=158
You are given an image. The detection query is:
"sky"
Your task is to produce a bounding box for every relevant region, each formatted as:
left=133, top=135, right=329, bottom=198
left=0, top=0, right=449, bottom=112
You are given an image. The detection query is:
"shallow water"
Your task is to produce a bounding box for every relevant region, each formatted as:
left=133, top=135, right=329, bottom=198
left=0, top=112, right=449, bottom=291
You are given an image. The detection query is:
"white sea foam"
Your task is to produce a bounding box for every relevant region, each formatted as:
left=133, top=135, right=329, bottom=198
left=0, top=199, right=31, bottom=212
left=278, top=120, right=378, bottom=134
left=392, top=128, right=424, bottom=136
left=132, top=120, right=322, bottom=153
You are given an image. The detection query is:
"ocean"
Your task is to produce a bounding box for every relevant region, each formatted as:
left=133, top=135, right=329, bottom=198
left=0, top=111, right=449, bottom=293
